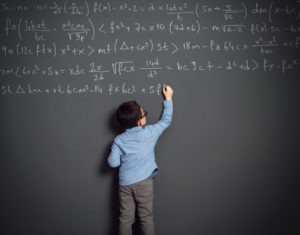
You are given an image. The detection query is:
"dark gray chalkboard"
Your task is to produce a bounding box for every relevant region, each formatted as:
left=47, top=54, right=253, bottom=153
left=0, top=0, right=299, bottom=234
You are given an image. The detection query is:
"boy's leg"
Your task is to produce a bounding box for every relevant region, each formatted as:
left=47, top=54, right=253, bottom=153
left=119, top=185, right=136, bottom=235
left=134, top=176, right=155, bottom=235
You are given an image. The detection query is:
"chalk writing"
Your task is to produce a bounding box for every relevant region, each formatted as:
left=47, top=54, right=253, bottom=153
left=0, top=0, right=299, bottom=96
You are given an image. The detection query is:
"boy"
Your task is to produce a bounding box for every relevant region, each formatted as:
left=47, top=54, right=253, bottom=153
left=108, top=85, right=174, bottom=235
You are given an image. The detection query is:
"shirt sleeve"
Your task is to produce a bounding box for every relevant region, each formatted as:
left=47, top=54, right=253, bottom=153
left=148, top=100, right=173, bottom=139
left=108, top=140, right=121, bottom=168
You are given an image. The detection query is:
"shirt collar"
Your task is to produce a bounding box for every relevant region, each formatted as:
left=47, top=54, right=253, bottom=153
left=125, top=126, right=143, bottom=133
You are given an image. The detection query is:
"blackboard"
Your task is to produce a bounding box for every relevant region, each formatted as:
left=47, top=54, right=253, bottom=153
left=1, top=0, right=299, bottom=234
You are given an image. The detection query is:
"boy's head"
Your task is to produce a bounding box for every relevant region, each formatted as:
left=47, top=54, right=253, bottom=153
left=117, top=101, right=147, bottom=129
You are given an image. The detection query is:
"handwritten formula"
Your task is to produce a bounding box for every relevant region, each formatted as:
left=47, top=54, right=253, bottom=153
left=0, top=0, right=299, bottom=96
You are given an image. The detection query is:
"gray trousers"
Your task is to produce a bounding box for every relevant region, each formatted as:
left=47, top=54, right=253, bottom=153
left=119, top=175, right=155, bottom=235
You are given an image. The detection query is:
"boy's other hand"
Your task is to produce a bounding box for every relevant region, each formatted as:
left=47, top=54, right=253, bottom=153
left=162, top=85, right=173, bottom=100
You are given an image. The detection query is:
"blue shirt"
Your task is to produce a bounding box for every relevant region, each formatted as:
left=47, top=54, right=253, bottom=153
left=108, top=100, right=173, bottom=186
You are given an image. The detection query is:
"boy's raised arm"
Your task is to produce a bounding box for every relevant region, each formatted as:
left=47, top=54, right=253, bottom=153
left=148, top=85, right=174, bottom=137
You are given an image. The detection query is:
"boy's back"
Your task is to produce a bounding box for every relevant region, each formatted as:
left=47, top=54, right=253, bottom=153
left=108, top=99, right=173, bottom=186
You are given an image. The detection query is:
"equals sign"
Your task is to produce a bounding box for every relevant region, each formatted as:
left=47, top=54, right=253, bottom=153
left=60, top=69, right=66, bottom=73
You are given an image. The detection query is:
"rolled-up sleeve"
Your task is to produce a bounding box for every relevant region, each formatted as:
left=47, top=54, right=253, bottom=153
left=108, top=141, right=121, bottom=168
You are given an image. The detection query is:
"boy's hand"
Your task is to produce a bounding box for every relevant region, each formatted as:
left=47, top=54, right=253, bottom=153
left=162, top=85, right=173, bottom=100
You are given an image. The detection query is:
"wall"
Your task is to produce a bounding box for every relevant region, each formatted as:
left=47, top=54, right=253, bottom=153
left=0, top=0, right=299, bottom=234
